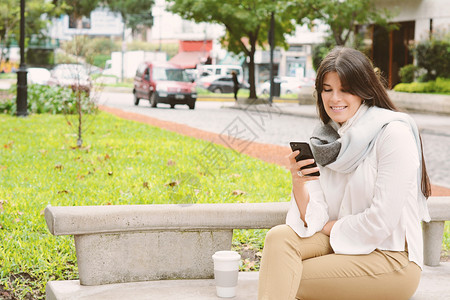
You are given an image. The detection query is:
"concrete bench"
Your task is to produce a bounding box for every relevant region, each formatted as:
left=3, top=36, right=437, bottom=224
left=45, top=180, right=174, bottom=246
left=44, top=197, right=450, bottom=299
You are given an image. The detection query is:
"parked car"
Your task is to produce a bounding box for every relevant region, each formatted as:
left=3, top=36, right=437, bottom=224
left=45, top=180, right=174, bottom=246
left=196, top=65, right=244, bottom=84
left=48, top=64, right=92, bottom=94
left=133, top=62, right=197, bottom=109
left=199, top=75, right=248, bottom=93
left=258, top=76, right=303, bottom=95
left=27, top=67, right=51, bottom=85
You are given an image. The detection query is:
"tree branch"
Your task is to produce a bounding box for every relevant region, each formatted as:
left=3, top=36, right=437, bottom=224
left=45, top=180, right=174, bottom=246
left=224, top=23, right=251, bottom=56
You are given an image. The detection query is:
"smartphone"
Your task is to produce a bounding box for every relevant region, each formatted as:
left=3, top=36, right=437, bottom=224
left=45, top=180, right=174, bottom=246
left=289, top=142, right=320, bottom=176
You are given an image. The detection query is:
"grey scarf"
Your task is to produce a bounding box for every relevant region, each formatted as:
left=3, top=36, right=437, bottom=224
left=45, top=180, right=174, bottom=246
left=309, top=105, right=430, bottom=221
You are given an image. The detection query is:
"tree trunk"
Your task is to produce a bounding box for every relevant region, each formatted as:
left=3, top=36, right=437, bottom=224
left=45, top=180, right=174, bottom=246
left=77, top=92, right=83, bottom=148
left=248, top=40, right=257, bottom=99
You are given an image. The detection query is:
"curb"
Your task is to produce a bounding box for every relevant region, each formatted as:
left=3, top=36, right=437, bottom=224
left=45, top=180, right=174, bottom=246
left=222, top=102, right=318, bottom=119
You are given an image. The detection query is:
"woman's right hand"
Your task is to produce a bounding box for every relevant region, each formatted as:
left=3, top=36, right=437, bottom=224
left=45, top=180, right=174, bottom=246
left=288, top=150, right=320, bottom=184
left=288, top=150, right=319, bottom=224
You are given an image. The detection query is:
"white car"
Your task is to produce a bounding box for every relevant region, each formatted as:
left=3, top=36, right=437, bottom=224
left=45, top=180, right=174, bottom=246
left=48, top=64, right=92, bottom=94
left=258, top=76, right=304, bottom=95
left=27, top=68, right=51, bottom=85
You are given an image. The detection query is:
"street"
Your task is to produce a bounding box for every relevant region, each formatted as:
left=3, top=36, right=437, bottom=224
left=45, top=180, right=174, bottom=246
left=98, top=91, right=450, bottom=189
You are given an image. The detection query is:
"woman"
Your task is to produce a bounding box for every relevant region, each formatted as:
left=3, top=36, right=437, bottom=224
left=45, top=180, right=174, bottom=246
left=258, top=47, right=431, bottom=300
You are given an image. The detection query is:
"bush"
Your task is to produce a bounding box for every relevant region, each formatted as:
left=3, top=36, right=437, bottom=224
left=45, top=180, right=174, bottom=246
left=312, top=37, right=336, bottom=71
left=393, top=77, right=450, bottom=94
left=399, top=64, right=419, bottom=83
left=414, top=35, right=450, bottom=81
left=1, top=85, right=96, bottom=115
left=92, top=54, right=111, bottom=69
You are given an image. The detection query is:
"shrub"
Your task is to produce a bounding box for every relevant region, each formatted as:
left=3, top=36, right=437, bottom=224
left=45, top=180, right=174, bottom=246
left=414, top=35, right=450, bottom=81
left=1, top=85, right=96, bottom=115
left=399, top=64, right=419, bottom=83
left=312, top=37, right=336, bottom=71
left=393, top=77, right=450, bottom=94
left=93, top=54, right=111, bottom=69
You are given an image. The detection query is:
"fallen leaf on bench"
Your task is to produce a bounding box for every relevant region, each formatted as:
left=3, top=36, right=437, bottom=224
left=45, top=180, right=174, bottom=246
left=165, top=181, right=179, bottom=187
left=232, top=190, right=246, bottom=196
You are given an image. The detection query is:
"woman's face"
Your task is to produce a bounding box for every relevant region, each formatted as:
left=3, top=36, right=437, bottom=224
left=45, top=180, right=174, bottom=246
left=321, top=71, right=363, bottom=125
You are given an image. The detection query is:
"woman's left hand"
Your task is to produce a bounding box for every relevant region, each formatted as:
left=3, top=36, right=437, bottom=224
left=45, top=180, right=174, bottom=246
left=321, top=220, right=337, bottom=236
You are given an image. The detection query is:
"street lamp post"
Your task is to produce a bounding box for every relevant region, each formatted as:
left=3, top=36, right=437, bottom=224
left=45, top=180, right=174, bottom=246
left=268, top=12, right=275, bottom=105
left=16, top=0, right=28, bottom=116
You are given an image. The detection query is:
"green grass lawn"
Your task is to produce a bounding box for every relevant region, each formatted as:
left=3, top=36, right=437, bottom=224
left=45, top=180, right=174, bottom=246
left=0, top=112, right=291, bottom=299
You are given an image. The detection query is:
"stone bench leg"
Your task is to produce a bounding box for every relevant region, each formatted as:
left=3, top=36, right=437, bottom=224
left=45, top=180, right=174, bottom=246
left=422, top=221, right=445, bottom=267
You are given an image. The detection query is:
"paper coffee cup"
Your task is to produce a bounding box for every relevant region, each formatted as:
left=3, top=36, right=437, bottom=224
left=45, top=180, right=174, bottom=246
left=212, top=251, right=241, bottom=298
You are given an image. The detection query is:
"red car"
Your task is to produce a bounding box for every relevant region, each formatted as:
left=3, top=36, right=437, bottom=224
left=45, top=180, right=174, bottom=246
left=133, top=62, right=197, bottom=109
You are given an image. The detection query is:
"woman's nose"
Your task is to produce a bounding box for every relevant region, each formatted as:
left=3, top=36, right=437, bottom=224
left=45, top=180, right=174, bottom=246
left=331, top=91, right=342, bottom=101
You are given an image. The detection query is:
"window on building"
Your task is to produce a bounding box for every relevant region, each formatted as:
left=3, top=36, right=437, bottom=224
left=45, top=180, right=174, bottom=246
left=288, top=45, right=304, bottom=52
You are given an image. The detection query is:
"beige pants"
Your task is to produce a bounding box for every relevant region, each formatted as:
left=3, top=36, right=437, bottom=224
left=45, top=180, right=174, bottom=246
left=258, top=225, right=421, bottom=300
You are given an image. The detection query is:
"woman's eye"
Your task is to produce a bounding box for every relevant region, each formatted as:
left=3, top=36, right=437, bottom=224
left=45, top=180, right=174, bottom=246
left=323, top=89, right=331, bottom=92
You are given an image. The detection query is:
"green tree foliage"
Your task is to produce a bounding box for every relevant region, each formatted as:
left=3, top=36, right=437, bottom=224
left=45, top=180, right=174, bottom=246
left=61, top=0, right=99, bottom=19
left=0, top=0, right=69, bottom=64
left=414, top=35, right=450, bottom=81
left=289, top=0, right=395, bottom=46
left=104, top=0, right=154, bottom=32
left=167, top=0, right=296, bottom=99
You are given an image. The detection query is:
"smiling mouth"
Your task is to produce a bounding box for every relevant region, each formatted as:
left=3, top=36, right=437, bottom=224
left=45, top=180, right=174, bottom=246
left=331, top=106, right=347, bottom=111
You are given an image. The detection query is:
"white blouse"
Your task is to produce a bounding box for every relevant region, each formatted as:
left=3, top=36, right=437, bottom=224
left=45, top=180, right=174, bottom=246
left=286, top=120, right=424, bottom=269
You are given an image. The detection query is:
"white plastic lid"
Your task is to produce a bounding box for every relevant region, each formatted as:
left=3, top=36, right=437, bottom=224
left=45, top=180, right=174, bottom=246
left=212, top=250, right=241, bottom=261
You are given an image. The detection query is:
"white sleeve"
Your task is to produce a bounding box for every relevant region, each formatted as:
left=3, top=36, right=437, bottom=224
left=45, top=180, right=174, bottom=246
left=330, top=122, right=419, bottom=254
left=286, top=180, right=329, bottom=237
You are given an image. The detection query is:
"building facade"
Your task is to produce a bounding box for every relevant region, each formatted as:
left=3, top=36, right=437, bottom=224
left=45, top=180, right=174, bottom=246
left=372, top=0, right=450, bottom=87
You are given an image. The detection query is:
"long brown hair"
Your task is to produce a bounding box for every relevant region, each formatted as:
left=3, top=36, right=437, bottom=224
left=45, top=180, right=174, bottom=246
left=315, top=46, right=431, bottom=198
